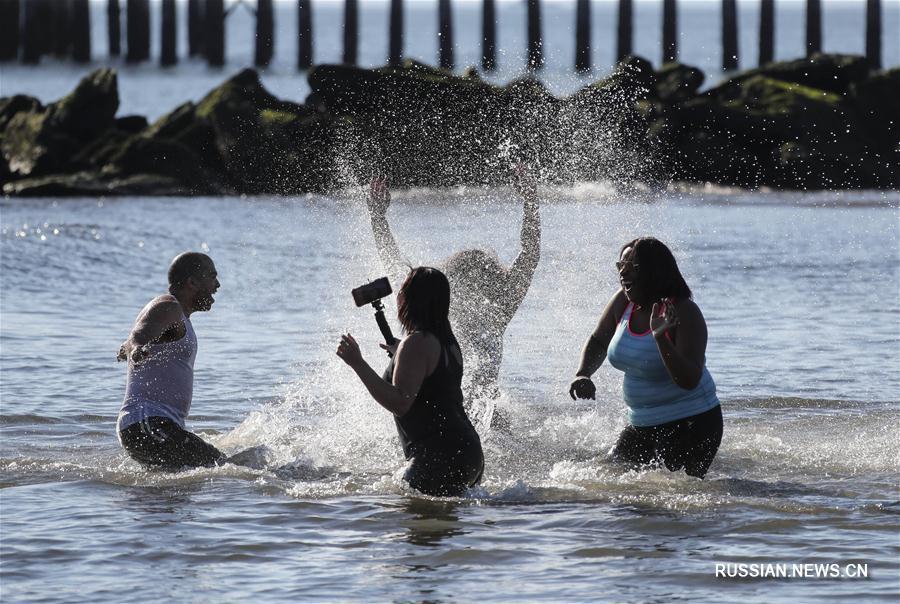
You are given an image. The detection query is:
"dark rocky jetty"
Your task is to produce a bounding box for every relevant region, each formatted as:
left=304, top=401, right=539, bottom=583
left=2, top=54, right=897, bottom=197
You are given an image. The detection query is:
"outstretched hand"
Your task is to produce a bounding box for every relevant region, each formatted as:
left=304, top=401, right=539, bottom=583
left=336, top=333, right=364, bottom=368
left=367, top=175, right=391, bottom=216
left=650, top=300, right=680, bottom=339
left=510, top=163, right=537, bottom=202
left=569, top=376, right=596, bottom=400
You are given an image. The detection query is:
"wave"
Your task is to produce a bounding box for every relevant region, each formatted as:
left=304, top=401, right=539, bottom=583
left=3, top=388, right=896, bottom=516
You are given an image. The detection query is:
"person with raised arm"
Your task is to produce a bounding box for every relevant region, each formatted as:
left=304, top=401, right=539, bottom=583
left=337, top=267, right=484, bottom=496
left=569, top=238, right=723, bottom=478
left=364, top=168, right=541, bottom=419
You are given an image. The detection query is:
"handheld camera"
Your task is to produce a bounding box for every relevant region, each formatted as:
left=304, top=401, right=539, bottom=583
left=352, top=277, right=399, bottom=351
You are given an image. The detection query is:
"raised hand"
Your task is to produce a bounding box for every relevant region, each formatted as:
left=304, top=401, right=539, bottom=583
left=336, top=333, right=364, bottom=368
left=569, top=376, right=596, bottom=400
left=367, top=175, right=391, bottom=216
left=650, top=300, right=680, bottom=339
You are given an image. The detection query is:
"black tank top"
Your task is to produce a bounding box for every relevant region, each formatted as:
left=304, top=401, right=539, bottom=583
left=383, top=333, right=478, bottom=459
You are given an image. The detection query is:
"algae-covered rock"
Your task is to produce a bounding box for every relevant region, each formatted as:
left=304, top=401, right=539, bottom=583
left=714, top=53, right=870, bottom=97
left=0, top=95, right=44, bottom=131
left=196, top=68, right=309, bottom=120
left=2, top=110, right=80, bottom=176
left=655, top=62, right=704, bottom=102
left=2, top=69, right=119, bottom=178
left=49, top=68, right=119, bottom=140
left=308, top=60, right=501, bottom=119
left=106, top=135, right=228, bottom=194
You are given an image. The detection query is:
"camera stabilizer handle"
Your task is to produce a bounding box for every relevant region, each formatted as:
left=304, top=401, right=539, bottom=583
left=371, top=299, right=399, bottom=349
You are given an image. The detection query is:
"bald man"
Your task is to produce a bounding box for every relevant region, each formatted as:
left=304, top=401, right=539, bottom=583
left=116, top=252, right=225, bottom=470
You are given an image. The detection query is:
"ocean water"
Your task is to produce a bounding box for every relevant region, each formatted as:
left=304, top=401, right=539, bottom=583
left=1, top=0, right=899, bottom=118
left=1, top=186, right=898, bottom=602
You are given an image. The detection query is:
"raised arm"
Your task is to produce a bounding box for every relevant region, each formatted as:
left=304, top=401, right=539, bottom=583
left=336, top=332, right=439, bottom=417
left=366, top=177, right=409, bottom=287
left=650, top=299, right=707, bottom=390
left=497, top=166, right=541, bottom=325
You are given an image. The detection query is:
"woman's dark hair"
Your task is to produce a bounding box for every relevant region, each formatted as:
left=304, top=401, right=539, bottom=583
left=622, top=237, right=692, bottom=302
left=397, top=266, right=457, bottom=345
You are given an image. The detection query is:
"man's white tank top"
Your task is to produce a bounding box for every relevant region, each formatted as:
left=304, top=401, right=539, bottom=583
left=117, top=312, right=197, bottom=432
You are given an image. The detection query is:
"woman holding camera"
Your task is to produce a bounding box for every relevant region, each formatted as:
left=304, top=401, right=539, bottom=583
left=337, top=267, right=484, bottom=496
left=569, top=238, right=722, bottom=478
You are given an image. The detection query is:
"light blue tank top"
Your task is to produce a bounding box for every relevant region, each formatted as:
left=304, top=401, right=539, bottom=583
left=607, top=302, right=719, bottom=427
left=117, top=312, right=197, bottom=432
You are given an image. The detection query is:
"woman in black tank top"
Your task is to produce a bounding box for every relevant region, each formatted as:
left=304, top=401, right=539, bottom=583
left=337, top=267, right=484, bottom=496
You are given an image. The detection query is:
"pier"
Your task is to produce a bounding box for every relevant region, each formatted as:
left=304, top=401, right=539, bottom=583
left=0, top=0, right=887, bottom=73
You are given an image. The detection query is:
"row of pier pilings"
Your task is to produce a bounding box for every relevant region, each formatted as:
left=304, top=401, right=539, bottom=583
left=0, top=0, right=886, bottom=71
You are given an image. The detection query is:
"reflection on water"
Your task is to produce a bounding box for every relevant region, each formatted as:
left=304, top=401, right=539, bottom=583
left=398, top=498, right=464, bottom=548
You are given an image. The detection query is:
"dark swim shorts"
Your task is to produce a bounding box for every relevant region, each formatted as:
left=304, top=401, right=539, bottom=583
left=611, top=405, right=723, bottom=478
left=118, top=417, right=225, bottom=470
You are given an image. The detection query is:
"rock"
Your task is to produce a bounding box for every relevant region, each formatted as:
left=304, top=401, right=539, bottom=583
left=2, top=171, right=191, bottom=197
left=71, top=127, right=133, bottom=169
left=114, top=115, right=148, bottom=133
left=48, top=68, right=119, bottom=140
left=849, top=68, right=900, bottom=154
left=655, top=62, right=704, bottom=102
left=668, top=75, right=887, bottom=188
left=2, top=69, right=119, bottom=178
left=195, top=68, right=309, bottom=121
left=0, top=95, right=43, bottom=131
left=2, top=110, right=80, bottom=176
left=106, top=135, right=229, bottom=194
left=710, top=53, right=871, bottom=97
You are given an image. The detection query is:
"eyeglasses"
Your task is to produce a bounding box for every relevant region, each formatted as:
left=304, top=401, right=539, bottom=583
left=615, top=261, right=640, bottom=273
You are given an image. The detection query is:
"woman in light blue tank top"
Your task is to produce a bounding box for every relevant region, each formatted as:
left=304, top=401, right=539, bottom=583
left=569, top=238, right=723, bottom=478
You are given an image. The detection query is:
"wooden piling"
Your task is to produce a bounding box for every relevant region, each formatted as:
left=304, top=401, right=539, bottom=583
left=616, top=0, right=633, bottom=61
left=0, top=0, right=20, bottom=61
left=53, top=0, right=72, bottom=58
left=36, top=0, right=55, bottom=57
left=72, top=0, right=91, bottom=63
left=298, top=0, right=313, bottom=69
left=527, top=0, right=543, bottom=70
left=662, top=0, right=677, bottom=63
left=161, top=0, right=177, bottom=66
left=343, top=0, right=358, bottom=64
left=722, top=0, right=738, bottom=70
left=205, top=0, right=225, bottom=67
left=759, top=0, right=774, bottom=65
left=389, top=0, right=403, bottom=66
left=865, top=0, right=881, bottom=69
left=188, top=0, right=203, bottom=56
left=481, top=0, right=496, bottom=70
left=22, top=0, right=41, bottom=64
left=126, top=0, right=151, bottom=63
left=256, top=0, right=274, bottom=67
left=806, top=0, right=821, bottom=56
left=108, top=0, right=121, bottom=57
left=575, top=0, right=590, bottom=72
left=439, top=0, right=454, bottom=70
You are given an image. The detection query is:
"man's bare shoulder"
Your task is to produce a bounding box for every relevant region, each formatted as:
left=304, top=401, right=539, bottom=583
left=139, top=295, right=184, bottom=322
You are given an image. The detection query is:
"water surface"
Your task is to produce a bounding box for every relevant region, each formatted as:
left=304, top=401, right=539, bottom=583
left=2, top=187, right=898, bottom=601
